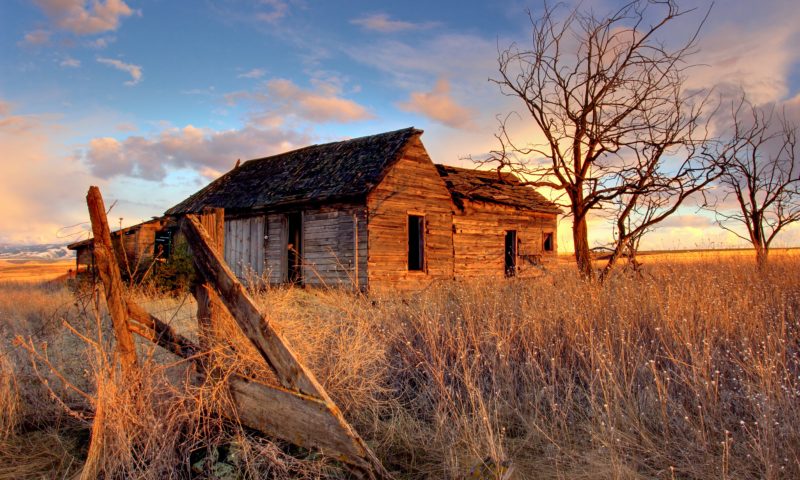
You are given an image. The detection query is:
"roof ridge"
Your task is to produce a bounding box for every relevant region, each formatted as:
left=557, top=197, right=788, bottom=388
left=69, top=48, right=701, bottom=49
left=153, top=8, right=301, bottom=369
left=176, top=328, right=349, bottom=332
left=165, top=127, right=422, bottom=215
left=242, top=127, right=422, bottom=168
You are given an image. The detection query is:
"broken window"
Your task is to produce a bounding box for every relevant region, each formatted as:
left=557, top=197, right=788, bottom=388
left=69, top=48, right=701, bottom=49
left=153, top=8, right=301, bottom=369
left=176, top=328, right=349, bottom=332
left=408, top=215, right=425, bottom=271
left=543, top=232, right=554, bottom=252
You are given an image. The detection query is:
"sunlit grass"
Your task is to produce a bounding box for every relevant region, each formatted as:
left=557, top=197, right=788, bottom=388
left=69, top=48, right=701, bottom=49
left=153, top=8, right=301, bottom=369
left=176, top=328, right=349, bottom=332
left=1, top=252, right=798, bottom=478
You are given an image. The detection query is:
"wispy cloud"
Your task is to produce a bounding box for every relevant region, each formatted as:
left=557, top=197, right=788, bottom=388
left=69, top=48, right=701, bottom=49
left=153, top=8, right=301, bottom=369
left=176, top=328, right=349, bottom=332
left=85, top=36, right=116, bottom=49
left=97, top=57, right=142, bottom=85
left=350, top=13, right=438, bottom=33
left=238, top=68, right=266, bottom=79
left=255, top=0, right=287, bottom=23
left=226, top=78, right=373, bottom=123
left=60, top=56, right=81, bottom=68
left=398, top=78, right=474, bottom=129
left=181, top=86, right=216, bottom=96
left=22, top=29, right=51, bottom=45
left=115, top=122, right=137, bottom=132
left=32, top=0, right=136, bottom=35
left=346, top=33, right=497, bottom=90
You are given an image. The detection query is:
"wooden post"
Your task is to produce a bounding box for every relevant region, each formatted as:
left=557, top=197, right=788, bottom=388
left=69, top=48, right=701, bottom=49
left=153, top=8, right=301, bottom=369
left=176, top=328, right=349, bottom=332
left=196, top=208, right=227, bottom=349
left=86, top=186, right=138, bottom=374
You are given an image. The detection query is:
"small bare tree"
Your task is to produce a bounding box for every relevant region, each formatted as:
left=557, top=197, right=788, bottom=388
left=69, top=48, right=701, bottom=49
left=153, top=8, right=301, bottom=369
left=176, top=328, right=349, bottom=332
left=710, top=96, right=800, bottom=267
left=488, top=0, right=721, bottom=279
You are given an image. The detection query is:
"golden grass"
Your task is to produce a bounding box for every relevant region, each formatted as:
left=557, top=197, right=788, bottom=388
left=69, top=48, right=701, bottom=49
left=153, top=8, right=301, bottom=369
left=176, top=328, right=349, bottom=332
left=0, top=259, right=75, bottom=283
left=0, top=252, right=799, bottom=478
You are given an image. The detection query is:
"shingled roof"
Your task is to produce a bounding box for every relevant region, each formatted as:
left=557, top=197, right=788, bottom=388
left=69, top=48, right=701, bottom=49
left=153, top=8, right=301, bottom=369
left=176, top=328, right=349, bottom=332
left=166, top=127, right=422, bottom=215
left=435, top=164, right=561, bottom=214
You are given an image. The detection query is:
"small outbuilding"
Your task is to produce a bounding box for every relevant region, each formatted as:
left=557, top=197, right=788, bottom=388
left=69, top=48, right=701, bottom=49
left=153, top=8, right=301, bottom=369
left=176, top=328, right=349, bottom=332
left=68, top=217, right=169, bottom=277
left=165, top=128, right=560, bottom=291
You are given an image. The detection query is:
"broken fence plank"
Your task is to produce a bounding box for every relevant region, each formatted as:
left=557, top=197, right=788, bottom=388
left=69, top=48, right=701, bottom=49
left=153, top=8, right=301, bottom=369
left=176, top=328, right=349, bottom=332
left=126, top=302, right=200, bottom=359
left=180, top=214, right=390, bottom=478
left=181, top=214, right=324, bottom=397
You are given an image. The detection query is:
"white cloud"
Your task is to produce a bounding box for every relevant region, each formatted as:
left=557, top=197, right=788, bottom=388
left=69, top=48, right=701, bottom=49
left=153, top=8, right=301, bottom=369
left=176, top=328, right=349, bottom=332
left=226, top=78, right=373, bottom=123
left=81, top=124, right=311, bottom=180
left=238, top=68, right=266, bottom=79
left=22, top=29, right=51, bottom=45
left=350, top=13, right=438, bottom=33
left=60, top=56, right=81, bottom=68
left=32, top=0, right=135, bottom=35
left=97, top=57, right=142, bottom=85
left=398, top=78, right=474, bottom=129
left=688, top=24, right=798, bottom=105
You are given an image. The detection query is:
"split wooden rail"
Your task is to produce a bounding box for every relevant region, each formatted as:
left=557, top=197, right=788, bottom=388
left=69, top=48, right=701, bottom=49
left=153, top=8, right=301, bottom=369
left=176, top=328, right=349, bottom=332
left=85, top=186, right=389, bottom=479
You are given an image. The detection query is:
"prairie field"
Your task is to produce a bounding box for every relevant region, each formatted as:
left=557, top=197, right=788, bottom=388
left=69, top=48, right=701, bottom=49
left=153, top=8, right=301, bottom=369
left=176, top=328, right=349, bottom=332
left=0, top=251, right=799, bottom=479
left=0, top=259, right=75, bottom=283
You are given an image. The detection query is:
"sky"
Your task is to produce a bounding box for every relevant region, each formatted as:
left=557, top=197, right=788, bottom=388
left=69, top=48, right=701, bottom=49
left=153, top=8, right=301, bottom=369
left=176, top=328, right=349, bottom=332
left=1, top=0, right=799, bottom=251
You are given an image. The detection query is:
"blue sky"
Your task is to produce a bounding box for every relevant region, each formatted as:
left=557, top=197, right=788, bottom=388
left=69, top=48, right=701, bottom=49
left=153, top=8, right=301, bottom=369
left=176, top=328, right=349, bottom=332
left=2, top=0, right=799, bottom=250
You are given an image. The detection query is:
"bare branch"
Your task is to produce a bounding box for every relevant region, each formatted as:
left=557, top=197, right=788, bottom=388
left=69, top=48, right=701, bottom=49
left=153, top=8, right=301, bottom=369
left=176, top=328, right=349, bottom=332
left=487, top=0, right=714, bottom=278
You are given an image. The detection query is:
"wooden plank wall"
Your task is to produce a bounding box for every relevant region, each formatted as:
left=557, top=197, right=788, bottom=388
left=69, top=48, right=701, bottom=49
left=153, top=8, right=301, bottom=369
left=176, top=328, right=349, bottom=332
left=265, top=213, right=286, bottom=284
left=453, top=200, right=558, bottom=278
left=302, top=203, right=367, bottom=290
left=366, top=135, right=455, bottom=291
left=76, top=247, right=93, bottom=266
left=224, top=216, right=266, bottom=283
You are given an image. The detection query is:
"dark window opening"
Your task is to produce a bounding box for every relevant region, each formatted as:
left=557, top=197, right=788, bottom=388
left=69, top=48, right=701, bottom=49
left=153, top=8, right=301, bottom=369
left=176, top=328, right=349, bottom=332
left=408, top=215, right=425, bottom=271
left=543, top=232, right=554, bottom=252
left=288, top=212, right=303, bottom=284
left=154, top=228, right=174, bottom=259
left=505, top=230, right=517, bottom=277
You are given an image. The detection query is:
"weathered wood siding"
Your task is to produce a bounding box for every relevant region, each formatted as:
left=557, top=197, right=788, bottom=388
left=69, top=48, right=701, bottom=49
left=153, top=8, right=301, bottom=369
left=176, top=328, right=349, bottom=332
left=110, top=220, right=164, bottom=271
left=302, top=203, right=368, bottom=289
left=76, top=247, right=93, bottom=266
left=366, top=135, right=455, bottom=291
left=265, top=213, right=287, bottom=284
left=224, top=216, right=266, bottom=282
left=453, top=200, right=558, bottom=278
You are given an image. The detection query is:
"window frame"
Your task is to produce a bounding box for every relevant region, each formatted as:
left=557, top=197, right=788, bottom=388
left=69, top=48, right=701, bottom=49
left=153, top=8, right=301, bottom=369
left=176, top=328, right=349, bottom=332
left=407, top=213, right=426, bottom=272
left=542, top=231, right=554, bottom=252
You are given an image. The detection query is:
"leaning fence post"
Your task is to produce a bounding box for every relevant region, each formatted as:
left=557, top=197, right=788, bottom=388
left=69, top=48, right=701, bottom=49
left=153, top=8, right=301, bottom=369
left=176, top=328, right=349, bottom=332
left=86, top=186, right=138, bottom=375
left=196, top=208, right=227, bottom=349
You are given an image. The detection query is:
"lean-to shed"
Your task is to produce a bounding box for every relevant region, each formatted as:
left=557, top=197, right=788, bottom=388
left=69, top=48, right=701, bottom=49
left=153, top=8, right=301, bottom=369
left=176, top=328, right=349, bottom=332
left=165, top=127, right=560, bottom=291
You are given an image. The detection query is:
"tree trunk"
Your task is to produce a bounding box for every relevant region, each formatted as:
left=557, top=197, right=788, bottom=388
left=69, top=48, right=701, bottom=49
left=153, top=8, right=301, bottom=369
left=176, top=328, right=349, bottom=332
left=755, top=243, right=769, bottom=270
left=573, top=213, right=593, bottom=279
left=599, top=241, right=626, bottom=282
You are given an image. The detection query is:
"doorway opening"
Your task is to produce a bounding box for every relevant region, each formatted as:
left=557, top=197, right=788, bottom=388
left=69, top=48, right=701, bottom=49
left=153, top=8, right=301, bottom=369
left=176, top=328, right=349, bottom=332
left=505, top=230, right=517, bottom=277
left=287, top=212, right=302, bottom=284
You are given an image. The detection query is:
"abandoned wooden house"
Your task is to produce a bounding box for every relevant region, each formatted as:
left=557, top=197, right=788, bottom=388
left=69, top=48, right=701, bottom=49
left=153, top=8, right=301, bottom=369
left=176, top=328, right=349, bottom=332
left=68, top=217, right=168, bottom=275
left=165, top=127, right=560, bottom=291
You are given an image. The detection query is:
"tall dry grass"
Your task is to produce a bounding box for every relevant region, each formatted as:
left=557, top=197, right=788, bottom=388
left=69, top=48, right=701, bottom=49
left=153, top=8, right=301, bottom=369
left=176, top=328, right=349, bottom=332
left=0, top=254, right=798, bottom=478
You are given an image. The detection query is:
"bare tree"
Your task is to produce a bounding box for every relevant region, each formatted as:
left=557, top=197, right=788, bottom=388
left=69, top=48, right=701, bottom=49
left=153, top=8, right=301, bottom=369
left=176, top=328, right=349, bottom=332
left=710, top=96, right=800, bottom=267
left=487, top=0, right=721, bottom=279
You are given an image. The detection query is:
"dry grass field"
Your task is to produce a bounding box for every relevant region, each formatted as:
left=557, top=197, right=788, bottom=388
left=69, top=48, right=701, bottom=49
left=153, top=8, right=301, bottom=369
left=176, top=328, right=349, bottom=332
left=0, top=259, right=75, bottom=283
left=0, top=250, right=798, bottom=479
